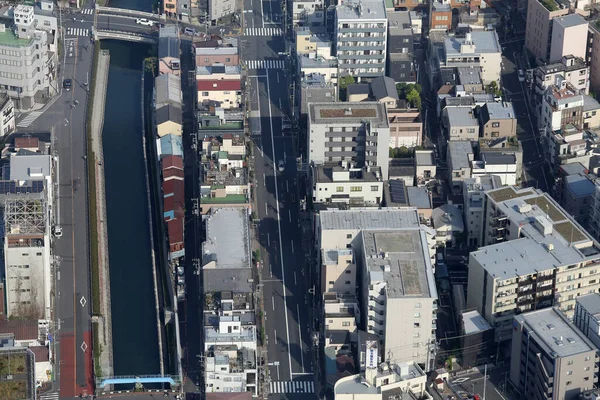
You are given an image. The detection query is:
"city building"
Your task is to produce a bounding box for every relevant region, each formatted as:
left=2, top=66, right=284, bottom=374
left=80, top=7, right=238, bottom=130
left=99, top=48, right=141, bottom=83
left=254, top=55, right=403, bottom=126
left=545, top=124, right=599, bottom=173
left=442, top=106, right=479, bottom=141
left=554, top=163, right=596, bottom=230
left=588, top=180, right=600, bottom=240
left=334, top=0, right=388, bottom=81
left=202, top=208, right=253, bottom=293
left=197, top=79, right=241, bottom=109
left=158, top=36, right=181, bottom=76
left=300, top=74, right=336, bottom=119
left=447, top=140, right=474, bottom=192
left=293, top=0, right=325, bottom=26
left=155, top=74, right=182, bottom=109
left=389, top=0, right=425, bottom=10
left=540, top=78, right=584, bottom=133
left=574, top=293, right=600, bottom=349
left=587, top=23, right=600, bottom=94
left=156, top=104, right=183, bottom=137
left=467, top=186, right=600, bottom=341
left=429, top=1, right=452, bottom=31
left=388, top=106, right=422, bottom=148
left=194, top=40, right=239, bottom=67
left=0, top=95, right=14, bottom=136
left=198, top=108, right=244, bottom=138
left=432, top=204, right=464, bottom=247
left=346, top=76, right=400, bottom=109
left=208, top=0, right=236, bottom=22
left=203, top=292, right=257, bottom=395
left=549, top=14, right=588, bottom=63
left=163, top=0, right=176, bottom=17
left=441, top=32, right=502, bottom=84
left=307, top=102, right=391, bottom=180
left=299, top=55, right=339, bottom=85
left=477, top=137, right=523, bottom=180
left=478, top=102, right=517, bottom=139
left=322, top=248, right=357, bottom=296
left=456, top=67, right=485, bottom=94
left=524, top=0, right=569, bottom=62
left=471, top=152, right=518, bottom=185
left=510, top=308, right=599, bottom=400
left=460, top=310, right=494, bottom=368
left=387, top=10, right=415, bottom=83
left=0, top=5, right=56, bottom=110
left=415, top=150, right=436, bottom=187
left=312, top=164, right=384, bottom=206
left=196, top=63, right=241, bottom=81
left=384, top=180, right=433, bottom=223
left=462, top=175, right=502, bottom=248
left=295, top=26, right=331, bottom=56
left=30, top=0, right=58, bottom=53
left=323, top=293, right=360, bottom=340
left=334, top=361, right=427, bottom=400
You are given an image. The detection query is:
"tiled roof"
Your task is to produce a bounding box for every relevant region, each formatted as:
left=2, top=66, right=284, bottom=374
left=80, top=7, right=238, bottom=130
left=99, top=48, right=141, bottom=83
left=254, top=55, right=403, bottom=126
left=0, top=320, right=37, bottom=340
left=29, top=345, right=49, bottom=362
left=197, top=80, right=241, bottom=91
left=14, top=137, right=39, bottom=149
left=162, top=155, right=184, bottom=170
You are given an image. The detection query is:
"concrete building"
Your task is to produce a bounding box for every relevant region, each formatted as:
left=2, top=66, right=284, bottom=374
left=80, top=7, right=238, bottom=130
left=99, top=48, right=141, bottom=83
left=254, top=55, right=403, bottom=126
left=334, top=0, right=388, bottom=81
left=387, top=10, right=415, bottom=84
left=197, top=79, right=241, bottom=109
left=307, top=102, right=391, bottom=180
left=540, top=79, right=584, bottom=133
left=510, top=308, right=599, bottom=400
left=467, top=186, right=600, bottom=341
left=0, top=95, right=14, bottom=136
left=312, top=164, right=384, bottom=206
left=388, top=107, right=422, bottom=148
left=334, top=361, right=427, bottom=400
left=524, top=0, right=569, bottom=62
left=208, top=0, right=236, bottom=22
left=203, top=292, right=257, bottom=395
left=321, top=247, right=358, bottom=296
left=549, top=14, right=588, bottom=63
left=587, top=23, right=600, bottom=95
left=3, top=153, right=53, bottom=320
left=324, top=293, right=360, bottom=337
left=432, top=204, right=464, bottom=248
left=384, top=180, right=433, bottom=223
left=156, top=104, right=183, bottom=137
left=158, top=36, right=181, bottom=76
left=30, top=0, right=58, bottom=54
left=300, top=74, right=336, bottom=118
left=415, top=150, right=436, bottom=187
left=447, top=140, right=474, bottom=192
left=588, top=180, right=600, bottom=241
left=194, top=42, right=239, bottom=67
left=293, top=0, right=325, bottom=26
left=0, top=5, right=56, bottom=110
left=429, top=1, right=452, bottom=31
left=442, top=106, right=479, bottom=141
left=163, top=0, right=176, bottom=16
left=299, top=55, right=339, bottom=84
left=442, top=32, right=502, bottom=84
left=471, top=152, right=518, bottom=185
left=574, top=293, right=600, bottom=349
left=478, top=102, right=517, bottom=139
left=462, top=175, right=502, bottom=248
left=196, top=63, right=241, bottom=81
left=554, top=163, right=596, bottom=230
left=295, top=27, right=331, bottom=56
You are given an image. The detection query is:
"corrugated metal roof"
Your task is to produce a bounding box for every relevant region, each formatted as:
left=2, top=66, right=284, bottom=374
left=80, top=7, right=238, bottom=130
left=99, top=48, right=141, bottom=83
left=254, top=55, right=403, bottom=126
left=162, top=155, right=184, bottom=170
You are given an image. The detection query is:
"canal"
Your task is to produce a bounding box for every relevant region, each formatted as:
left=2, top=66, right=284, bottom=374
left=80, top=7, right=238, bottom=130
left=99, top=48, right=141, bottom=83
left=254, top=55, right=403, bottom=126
left=101, top=0, right=161, bottom=376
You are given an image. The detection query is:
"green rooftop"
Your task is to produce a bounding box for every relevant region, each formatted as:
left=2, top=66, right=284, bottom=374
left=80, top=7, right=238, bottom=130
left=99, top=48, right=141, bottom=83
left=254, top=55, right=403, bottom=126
left=201, top=194, right=247, bottom=204
left=200, top=121, right=244, bottom=130
left=539, top=0, right=558, bottom=12
left=0, top=30, right=32, bottom=47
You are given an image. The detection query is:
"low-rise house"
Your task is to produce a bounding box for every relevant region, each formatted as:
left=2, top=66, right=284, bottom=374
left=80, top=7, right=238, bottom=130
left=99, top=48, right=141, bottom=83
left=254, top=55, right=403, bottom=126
left=471, top=152, right=518, bottom=186
left=312, top=164, right=383, bottom=206
left=442, top=106, right=479, bottom=141
left=546, top=124, right=600, bottom=173
left=384, top=180, right=433, bottom=223
left=197, top=79, right=241, bottom=109
left=432, top=204, right=464, bottom=248
left=293, top=0, right=325, bottom=26
left=447, top=140, right=474, bottom=192
left=415, top=150, right=436, bottom=186
left=388, top=105, right=422, bottom=148
left=196, top=63, right=241, bottom=81
left=299, top=55, right=338, bottom=85
left=194, top=40, right=239, bottom=67
left=477, top=137, right=523, bottom=181
left=478, top=102, right=517, bottom=139
left=198, top=107, right=244, bottom=138
left=158, top=36, right=181, bottom=76
left=387, top=11, right=415, bottom=84
left=162, top=155, right=184, bottom=182
left=156, top=104, right=183, bottom=137
left=157, top=134, right=184, bottom=159
left=155, top=74, right=182, bottom=109
left=430, top=0, right=452, bottom=31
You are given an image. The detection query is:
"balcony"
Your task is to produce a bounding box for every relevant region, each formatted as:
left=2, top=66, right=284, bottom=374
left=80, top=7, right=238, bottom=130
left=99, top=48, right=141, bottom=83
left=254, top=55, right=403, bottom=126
left=338, top=27, right=387, bottom=34
left=337, top=44, right=386, bottom=51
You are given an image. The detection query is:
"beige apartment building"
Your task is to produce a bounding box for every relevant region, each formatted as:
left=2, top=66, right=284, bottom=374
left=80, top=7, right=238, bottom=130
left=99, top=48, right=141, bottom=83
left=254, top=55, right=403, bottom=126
left=525, top=0, right=569, bottom=62
left=388, top=107, right=423, bottom=148
left=321, top=248, right=357, bottom=295
left=323, top=293, right=359, bottom=337
left=549, top=14, right=588, bottom=63
left=587, top=23, right=600, bottom=94
left=467, top=186, right=600, bottom=342
left=478, top=102, right=517, bottom=139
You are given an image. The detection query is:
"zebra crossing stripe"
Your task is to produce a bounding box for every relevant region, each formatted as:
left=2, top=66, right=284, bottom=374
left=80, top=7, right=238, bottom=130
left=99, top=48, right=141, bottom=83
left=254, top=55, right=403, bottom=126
left=245, top=60, right=285, bottom=70
left=17, top=111, right=42, bottom=128
left=244, top=27, right=283, bottom=36
left=269, top=381, right=314, bottom=394
left=81, top=8, right=94, bottom=14
left=39, top=392, right=59, bottom=400
left=66, top=28, right=89, bottom=37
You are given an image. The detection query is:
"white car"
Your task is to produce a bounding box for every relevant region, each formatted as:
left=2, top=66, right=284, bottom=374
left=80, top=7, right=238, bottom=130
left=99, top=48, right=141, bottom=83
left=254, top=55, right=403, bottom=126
left=518, top=69, right=525, bottom=82
left=136, top=18, right=154, bottom=26
left=277, top=160, right=285, bottom=173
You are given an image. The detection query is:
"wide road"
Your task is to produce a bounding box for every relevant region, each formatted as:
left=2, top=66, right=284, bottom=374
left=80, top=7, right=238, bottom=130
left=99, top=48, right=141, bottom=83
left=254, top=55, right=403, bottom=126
left=242, top=0, right=317, bottom=398
left=21, top=20, right=96, bottom=399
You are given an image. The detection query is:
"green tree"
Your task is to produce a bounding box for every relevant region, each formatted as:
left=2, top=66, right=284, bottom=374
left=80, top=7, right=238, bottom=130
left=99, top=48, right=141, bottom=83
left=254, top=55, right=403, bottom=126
left=406, top=88, right=422, bottom=110
left=144, top=57, right=157, bottom=76
left=338, top=75, right=356, bottom=90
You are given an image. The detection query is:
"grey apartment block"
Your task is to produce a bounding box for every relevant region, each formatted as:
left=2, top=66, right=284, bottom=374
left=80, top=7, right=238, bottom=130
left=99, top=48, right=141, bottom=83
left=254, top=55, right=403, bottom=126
left=307, top=101, right=390, bottom=179
left=334, top=0, right=387, bottom=81
left=208, top=0, right=236, bottom=21
left=511, top=308, right=599, bottom=400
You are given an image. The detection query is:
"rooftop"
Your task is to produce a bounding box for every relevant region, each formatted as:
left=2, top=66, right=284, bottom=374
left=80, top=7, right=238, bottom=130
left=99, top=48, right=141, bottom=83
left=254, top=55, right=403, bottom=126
left=407, top=186, right=431, bottom=209
left=315, top=165, right=381, bottom=183
left=202, top=208, right=250, bottom=269
left=481, top=101, right=516, bottom=121
left=319, top=208, right=421, bottom=231
left=309, top=102, right=389, bottom=128
left=462, top=310, right=492, bottom=334
left=415, top=150, right=435, bottom=166
left=155, top=74, right=182, bottom=107
left=9, top=154, right=51, bottom=182
left=515, top=307, right=596, bottom=358
left=565, top=173, right=595, bottom=198
left=444, top=31, right=501, bottom=57
left=448, top=140, right=474, bottom=170
left=553, top=13, right=586, bottom=29
left=457, top=67, right=482, bottom=85
left=335, top=0, right=387, bottom=21
left=0, top=29, right=32, bottom=47
left=538, top=55, right=587, bottom=75
left=362, top=229, right=436, bottom=298
left=444, top=106, right=479, bottom=128
left=481, top=152, right=516, bottom=165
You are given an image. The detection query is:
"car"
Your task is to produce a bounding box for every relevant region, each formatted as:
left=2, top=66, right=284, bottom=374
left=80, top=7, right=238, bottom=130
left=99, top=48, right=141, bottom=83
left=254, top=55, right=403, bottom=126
left=52, top=225, right=62, bottom=238
left=277, top=160, right=285, bottom=173
left=184, top=27, right=200, bottom=36
left=518, top=69, right=525, bottom=82
left=136, top=18, right=154, bottom=26
left=63, top=79, right=72, bottom=91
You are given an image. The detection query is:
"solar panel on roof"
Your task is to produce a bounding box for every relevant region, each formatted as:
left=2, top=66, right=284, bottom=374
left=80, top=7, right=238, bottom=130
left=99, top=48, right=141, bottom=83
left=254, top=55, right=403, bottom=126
left=389, top=180, right=407, bottom=204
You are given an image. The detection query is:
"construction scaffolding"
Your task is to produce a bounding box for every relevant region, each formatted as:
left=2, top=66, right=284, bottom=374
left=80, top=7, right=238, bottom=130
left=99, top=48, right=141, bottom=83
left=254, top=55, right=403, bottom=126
left=4, top=196, right=46, bottom=236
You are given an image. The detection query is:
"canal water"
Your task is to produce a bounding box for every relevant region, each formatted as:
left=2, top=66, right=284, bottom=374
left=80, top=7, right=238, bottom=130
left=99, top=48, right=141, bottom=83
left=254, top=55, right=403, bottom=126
left=101, top=0, right=160, bottom=375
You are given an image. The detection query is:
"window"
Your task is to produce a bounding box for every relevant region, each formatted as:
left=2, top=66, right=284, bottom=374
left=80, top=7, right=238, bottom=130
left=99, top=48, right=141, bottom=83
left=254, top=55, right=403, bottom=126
left=346, top=234, right=352, bottom=239
left=567, top=371, right=573, bottom=375
left=414, top=323, right=420, bottom=328
left=336, top=186, right=344, bottom=192
left=585, top=366, right=590, bottom=371
left=345, top=270, right=351, bottom=274
left=342, top=321, right=351, bottom=327
left=492, top=122, right=500, bottom=128
left=202, top=91, right=209, bottom=96
left=579, top=79, right=586, bottom=85
left=414, top=312, right=421, bottom=318
left=345, top=281, right=351, bottom=284
left=371, top=186, right=378, bottom=191
left=350, top=186, right=362, bottom=192
left=329, top=281, right=334, bottom=285
left=566, top=381, right=572, bottom=386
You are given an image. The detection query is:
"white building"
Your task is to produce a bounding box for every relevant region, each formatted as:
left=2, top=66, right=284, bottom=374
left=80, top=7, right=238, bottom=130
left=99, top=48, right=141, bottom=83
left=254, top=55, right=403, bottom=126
left=462, top=175, right=502, bottom=248
left=208, top=0, right=236, bottom=22
left=540, top=78, right=584, bottom=133
left=299, top=55, right=338, bottom=84
left=0, top=95, right=15, bottom=136
left=312, top=164, right=383, bottom=206
left=307, top=102, right=391, bottom=180
left=334, top=0, right=388, bottom=81
left=447, top=140, right=474, bottom=193
left=432, top=204, right=464, bottom=248
left=471, top=152, right=517, bottom=185
left=549, top=14, right=588, bottom=64
left=293, top=0, right=325, bottom=26
left=443, top=32, right=502, bottom=84
left=574, top=293, right=600, bottom=350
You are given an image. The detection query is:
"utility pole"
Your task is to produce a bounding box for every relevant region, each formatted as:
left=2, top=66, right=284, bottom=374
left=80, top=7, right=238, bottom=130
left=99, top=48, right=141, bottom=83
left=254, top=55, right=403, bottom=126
left=482, top=363, right=488, bottom=400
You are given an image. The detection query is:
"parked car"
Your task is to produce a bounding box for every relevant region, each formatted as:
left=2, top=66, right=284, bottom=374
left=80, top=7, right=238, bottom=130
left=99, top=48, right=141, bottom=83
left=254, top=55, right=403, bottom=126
left=277, top=160, right=285, bottom=173
left=184, top=27, right=200, bottom=36
left=518, top=69, right=525, bottom=82
left=136, top=18, right=154, bottom=26
left=63, top=79, right=72, bottom=91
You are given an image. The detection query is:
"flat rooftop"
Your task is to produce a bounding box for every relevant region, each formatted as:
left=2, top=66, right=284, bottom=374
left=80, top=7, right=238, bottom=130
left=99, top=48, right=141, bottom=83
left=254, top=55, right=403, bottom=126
left=577, top=293, right=600, bottom=319
left=315, top=165, right=380, bottom=183
left=448, top=140, right=474, bottom=170
left=462, top=310, right=492, bottom=335
left=335, top=0, right=387, bottom=20
left=319, top=208, right=420, bottom=231
left=363, top=230, right=436, bottom=298
left=309, top=102, right=389, bottom=128
left=444, top=31, right=501, bottom=56
left=202, top=208, right=250, bottom=269
left=515, top=307, right=596, bottom=358
left=444, top=107, right=479, bottom=128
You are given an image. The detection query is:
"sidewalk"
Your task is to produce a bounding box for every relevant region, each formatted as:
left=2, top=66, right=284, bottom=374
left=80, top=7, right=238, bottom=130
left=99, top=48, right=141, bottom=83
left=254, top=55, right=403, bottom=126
left=89, top=48, right=114, bottom=381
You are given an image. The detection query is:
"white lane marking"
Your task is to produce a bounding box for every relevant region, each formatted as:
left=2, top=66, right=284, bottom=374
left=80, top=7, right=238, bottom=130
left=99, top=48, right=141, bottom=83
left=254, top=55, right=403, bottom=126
left=289, top=209, right=291, bottom=222
left=263, top=173, right=266, bottom=186
left=274, top=329, right=277, bottom=344
left=272, top=296, right=275, bottom=310
left=277, top=72, right=280, bottom=83
left=297, top=303, right=305, bottom=373
left=279, top=98, right=282, bottom=109
left=294, top=271, right=297, bottom=285
left=265, top=202, right=268, bottom=216
left=265, top=73, right=293, bottom=377
left=286, top=180, right=289, bottom=192
left=291, top=240, right=294, bottom=253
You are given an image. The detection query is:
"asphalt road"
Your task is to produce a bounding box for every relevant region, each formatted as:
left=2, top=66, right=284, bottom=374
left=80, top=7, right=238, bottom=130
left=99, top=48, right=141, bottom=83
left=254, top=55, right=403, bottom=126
left=19, top=10, right=97, bottom=398
left=449, top=366, right=511, bottom=400
left=242, top=0, right=317, bottom=398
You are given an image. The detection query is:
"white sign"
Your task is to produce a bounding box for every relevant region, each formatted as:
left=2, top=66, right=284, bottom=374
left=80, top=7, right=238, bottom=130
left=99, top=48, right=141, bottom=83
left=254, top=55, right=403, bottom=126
left=366, top=346, right=378, bottom=369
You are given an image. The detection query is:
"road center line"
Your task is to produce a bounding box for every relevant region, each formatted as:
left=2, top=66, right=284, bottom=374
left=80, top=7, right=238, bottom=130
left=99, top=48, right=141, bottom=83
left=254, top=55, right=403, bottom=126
left=286, top=180, right=289, bottom=192
left=263, top=173, right=266, bottom=186
left=294, top=271, right=297, bottom=285
left=265, top=74, right=293, bottom=377
left=288, top=209, right=291, bottom=222
left=291, top=241, right=294, bottom=253
left=274, top=329, right=277, bottom=345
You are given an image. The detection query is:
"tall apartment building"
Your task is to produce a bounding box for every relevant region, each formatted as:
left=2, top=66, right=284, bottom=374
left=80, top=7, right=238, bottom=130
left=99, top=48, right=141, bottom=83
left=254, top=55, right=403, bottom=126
left=574, top=293, right=600, bottom=349
left=525, top=0, right=569, bottom=62
left=316, top=208, right=437, bottom=370
left=307, top=102, right=391, bottom=180
left=334, top=0, right=387, bottom=81
left=467, top=186, right=600, bottom=341
left=587, top=23, right=600, bottom=94
left=588, top=180, right=600, bottom=240
left=0, top=5, right=56, bottom=110
left=549, top=14, right=588, bottom=63
left=387, top=10, right=415, bottom=83
left=510, top=308, right=599, bottom=400
left=533, top=55, right=589, bottom=117
left=462, top=175, right=502, bottom=248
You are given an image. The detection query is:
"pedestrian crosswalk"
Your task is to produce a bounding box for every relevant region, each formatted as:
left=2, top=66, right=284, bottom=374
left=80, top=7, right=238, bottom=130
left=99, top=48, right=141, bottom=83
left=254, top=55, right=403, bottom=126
left=66, top=27, right=89, bottom=37
left=39, top=392, right=59, bottom=400
left=245, top=59, right=285, bottom=70
left=17, top=111, right=42, bottom=128
left=244, top=27, right=283, bottom=37
left=81, top=8, right=94, bottom=14
left=269, top=380, right=314, bottom=394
